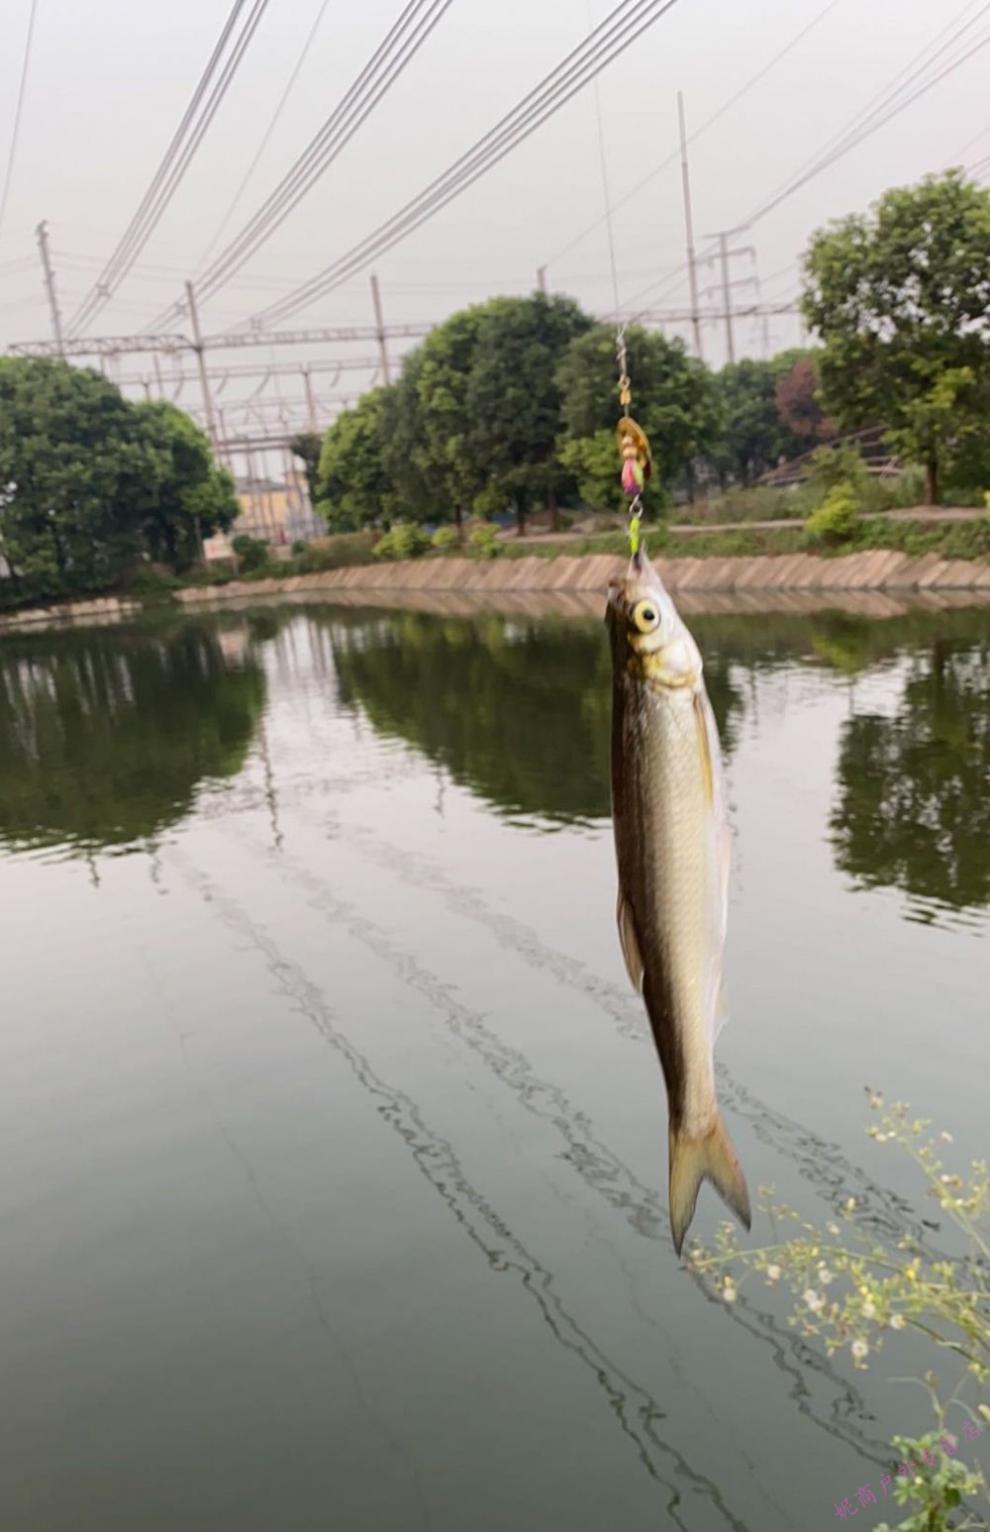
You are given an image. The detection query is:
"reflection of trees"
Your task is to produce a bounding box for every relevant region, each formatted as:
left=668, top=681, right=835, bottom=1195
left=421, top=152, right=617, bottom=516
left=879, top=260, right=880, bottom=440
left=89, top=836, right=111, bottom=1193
left=0, top=623, right=265, bottom=854
left=328, top=611, right=744, bottom=825
left=831, top=636, right=990, bottom=913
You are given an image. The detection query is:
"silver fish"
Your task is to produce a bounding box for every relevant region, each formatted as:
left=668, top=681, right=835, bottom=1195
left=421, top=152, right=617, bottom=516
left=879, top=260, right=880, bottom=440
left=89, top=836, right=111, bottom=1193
left=606, top=548, right=750, bottom=1255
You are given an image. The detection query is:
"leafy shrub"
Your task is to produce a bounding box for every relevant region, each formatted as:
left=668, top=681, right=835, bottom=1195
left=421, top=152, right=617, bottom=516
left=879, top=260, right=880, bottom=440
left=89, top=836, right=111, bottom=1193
left=127, top=565, right=180, bottom=597
left=291, top=539, right=309, bottom=557
left=805, top=485, right=858, bottom=544
left=431, top=526, right=459, bottom=551
left=468, top=523, right=502, bottom=559
left=231, top=534, right=270, bottom=573
left=372, top=523, right=431, bottom=561
left=807, top=444, right=869, bottom=498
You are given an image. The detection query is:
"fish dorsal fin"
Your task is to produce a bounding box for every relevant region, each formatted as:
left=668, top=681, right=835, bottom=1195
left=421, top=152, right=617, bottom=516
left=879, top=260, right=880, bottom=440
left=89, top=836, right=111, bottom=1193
left=616, top=891, right=644, bottom=993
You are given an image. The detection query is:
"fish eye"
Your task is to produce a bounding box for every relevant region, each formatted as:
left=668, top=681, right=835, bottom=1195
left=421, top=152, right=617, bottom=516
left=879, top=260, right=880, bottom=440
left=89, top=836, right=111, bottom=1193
left=631, top=600, right=660, bottom=634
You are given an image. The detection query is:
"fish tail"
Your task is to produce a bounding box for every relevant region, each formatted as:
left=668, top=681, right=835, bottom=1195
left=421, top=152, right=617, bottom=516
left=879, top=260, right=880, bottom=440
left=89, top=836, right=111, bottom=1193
left=668, top=1112, right=751, bottom=1256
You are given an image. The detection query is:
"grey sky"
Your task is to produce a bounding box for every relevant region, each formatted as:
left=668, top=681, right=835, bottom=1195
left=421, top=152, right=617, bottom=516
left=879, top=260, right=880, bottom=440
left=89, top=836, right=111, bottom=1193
left=1, top=0, right=987, bottom=434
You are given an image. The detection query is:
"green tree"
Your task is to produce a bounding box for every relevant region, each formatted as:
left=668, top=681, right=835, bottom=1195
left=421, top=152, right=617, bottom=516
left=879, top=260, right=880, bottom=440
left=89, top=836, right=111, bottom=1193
left=558, top=323, right=719, bottom=507
left=0, top=358, right=154, bottom=601
left=315, top=386, right=397, bottom=530
left=136, top=400, right=237, bottom=567
left=290, top=431, right=322, bottom=508
left=802, top=171, right=990, bottom=504
left=405, top=307, right=487, bottom=537
left=465, top=293, right=591, bottom=533
left=710, top=358, right=785, bottom=486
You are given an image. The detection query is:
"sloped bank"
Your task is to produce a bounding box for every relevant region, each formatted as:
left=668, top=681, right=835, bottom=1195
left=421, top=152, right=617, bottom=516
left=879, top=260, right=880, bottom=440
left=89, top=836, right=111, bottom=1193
left=175, top=548, right=990, bottom=610
left=4, top=550, right=990, bottom=636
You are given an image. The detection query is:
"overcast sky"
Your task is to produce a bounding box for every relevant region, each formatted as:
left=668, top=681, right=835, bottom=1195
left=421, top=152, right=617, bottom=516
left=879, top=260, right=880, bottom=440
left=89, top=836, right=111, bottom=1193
left=1, top=0, right=987, bottom=437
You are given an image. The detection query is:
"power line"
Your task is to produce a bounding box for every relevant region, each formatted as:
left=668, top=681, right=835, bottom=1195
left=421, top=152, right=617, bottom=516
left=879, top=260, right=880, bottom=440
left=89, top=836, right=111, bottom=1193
left=243, top=0, right=686, bottom=330
left=542, top=0, right=846, bottom=273
left=0, top=0, right=41, bottom=246
left=68, top=0, right=272, bottom=335
left=147, top=0, right=456, bottom=330
left=195, top=0, right=335, bottom=268
left=779, top=0, right=990, bottom=191
left=741, top=2, right=990, bottom=227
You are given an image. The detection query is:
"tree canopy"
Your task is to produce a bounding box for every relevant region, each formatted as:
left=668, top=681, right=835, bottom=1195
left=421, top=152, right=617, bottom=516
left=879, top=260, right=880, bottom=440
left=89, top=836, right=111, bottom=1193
left=802, top=170, right=990, bottom=503
left=0, top=359, right=235, bottom=605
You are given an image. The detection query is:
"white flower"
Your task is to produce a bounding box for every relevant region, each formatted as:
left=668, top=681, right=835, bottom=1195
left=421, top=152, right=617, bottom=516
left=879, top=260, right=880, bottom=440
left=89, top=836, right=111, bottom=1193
left=818, top=1265, right=835, bottom=1286
left=862, top=1300, right=877, bottom=1319
left=868, top=1092, right=884, bottom=1110
left=721, top=1281, right=737, bottom=1304
left=851, top=1339, right=869, bottom=1362
left=827, top=1222, right=841, bottom=1236
left=941, top=1132, right=954, bottom=1143
left=766, top=1264, right=781, bottom=1283
left=803, top=1289, right=824, bottom=1314
left=889, top=1314, right=905, bottom=1331
left=845, top=1197, right=857, bottom=1211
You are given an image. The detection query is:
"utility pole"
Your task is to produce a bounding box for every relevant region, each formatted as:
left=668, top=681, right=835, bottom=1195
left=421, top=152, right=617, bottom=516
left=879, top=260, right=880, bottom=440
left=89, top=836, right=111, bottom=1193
left=184, top=280, right=211, bottom=562
left=370, top=273, right=391, bottom=385
left=152, top=353, right=165, bottom=398
left=676, top=94, right=703, bottom=362
left=35, top=221, right=65, bottom=357
left=185, top=281, right=218, bottom=448
left=717, top=232, right=735, bottom=364
left=536, top=265, right=547, bottom=294
left=302, top=366, right=318, bottom=433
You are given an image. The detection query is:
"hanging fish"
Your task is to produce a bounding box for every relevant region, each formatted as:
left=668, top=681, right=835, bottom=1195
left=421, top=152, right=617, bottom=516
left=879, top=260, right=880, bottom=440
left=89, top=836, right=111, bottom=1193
left=606, top=547, right=751, bottom=1255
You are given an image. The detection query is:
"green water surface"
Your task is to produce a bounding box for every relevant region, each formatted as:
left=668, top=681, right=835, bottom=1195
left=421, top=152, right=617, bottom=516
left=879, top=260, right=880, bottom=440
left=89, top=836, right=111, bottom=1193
left=0, top=601, right=986, bottom=1531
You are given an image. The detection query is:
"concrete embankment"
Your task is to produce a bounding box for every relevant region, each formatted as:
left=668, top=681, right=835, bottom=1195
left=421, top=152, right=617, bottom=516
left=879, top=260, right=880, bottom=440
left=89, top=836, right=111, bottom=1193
left=4, top=550, right=990, bottom=634
left=174, top=549, right=990, bottom=611
left=0, top=594, right=142, bottom=634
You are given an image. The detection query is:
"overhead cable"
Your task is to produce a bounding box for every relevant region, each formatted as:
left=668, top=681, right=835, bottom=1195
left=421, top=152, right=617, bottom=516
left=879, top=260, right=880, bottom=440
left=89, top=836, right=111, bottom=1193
left=243, top=0, right=685, bottom=330
left=0, top=0, right=41, bottom=245
left=146, top=0, right=456, bottom=330
left=68, top=0, right=271, bottom=334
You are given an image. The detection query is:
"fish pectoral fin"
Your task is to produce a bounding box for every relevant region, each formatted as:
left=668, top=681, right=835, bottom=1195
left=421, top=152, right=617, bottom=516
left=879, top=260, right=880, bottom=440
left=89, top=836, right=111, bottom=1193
left=616, top=891, right=645, bottom=993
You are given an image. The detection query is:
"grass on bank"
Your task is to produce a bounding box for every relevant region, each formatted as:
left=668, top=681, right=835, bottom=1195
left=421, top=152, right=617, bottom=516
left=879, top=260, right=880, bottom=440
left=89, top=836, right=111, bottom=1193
left=179, top=510, right=990, bottom=597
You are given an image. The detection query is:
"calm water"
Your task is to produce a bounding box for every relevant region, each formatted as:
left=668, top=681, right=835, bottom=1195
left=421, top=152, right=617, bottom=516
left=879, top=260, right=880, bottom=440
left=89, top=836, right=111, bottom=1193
left=0, top=599, right=987, bottom=1531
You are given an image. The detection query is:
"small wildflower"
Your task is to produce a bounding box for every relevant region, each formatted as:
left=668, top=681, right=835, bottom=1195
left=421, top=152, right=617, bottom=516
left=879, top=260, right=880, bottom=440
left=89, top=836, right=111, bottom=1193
left=940, top=1131, right=953, bottom=1143
left=803, top=1289, right=824, bottom=1314
left=851, top=1338, right=869, bottom=1363
left=721, top=1281, right=737, bottom=1304
left=766, top=1264, right=781, bottom=1283
left=889, top=1314, right=905, bottom=1331
left=818, top=1265, right=835, bottom=1286
left=862, top=1300, right=876, bottom=1319
left=827, top=1222, right=840, bottom=1236
left=845, top=1197, right=856, bottom=1211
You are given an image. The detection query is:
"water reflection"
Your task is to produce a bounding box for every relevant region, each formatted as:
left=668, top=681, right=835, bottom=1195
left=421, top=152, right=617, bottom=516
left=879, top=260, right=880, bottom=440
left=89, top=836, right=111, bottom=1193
left=326, top=603, right=990, bottom=916
left=327, top=610, right=743, bottom=826
left=831, top=632, right=990, bottom=920
left=0, top=622, right=265, bottom=855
